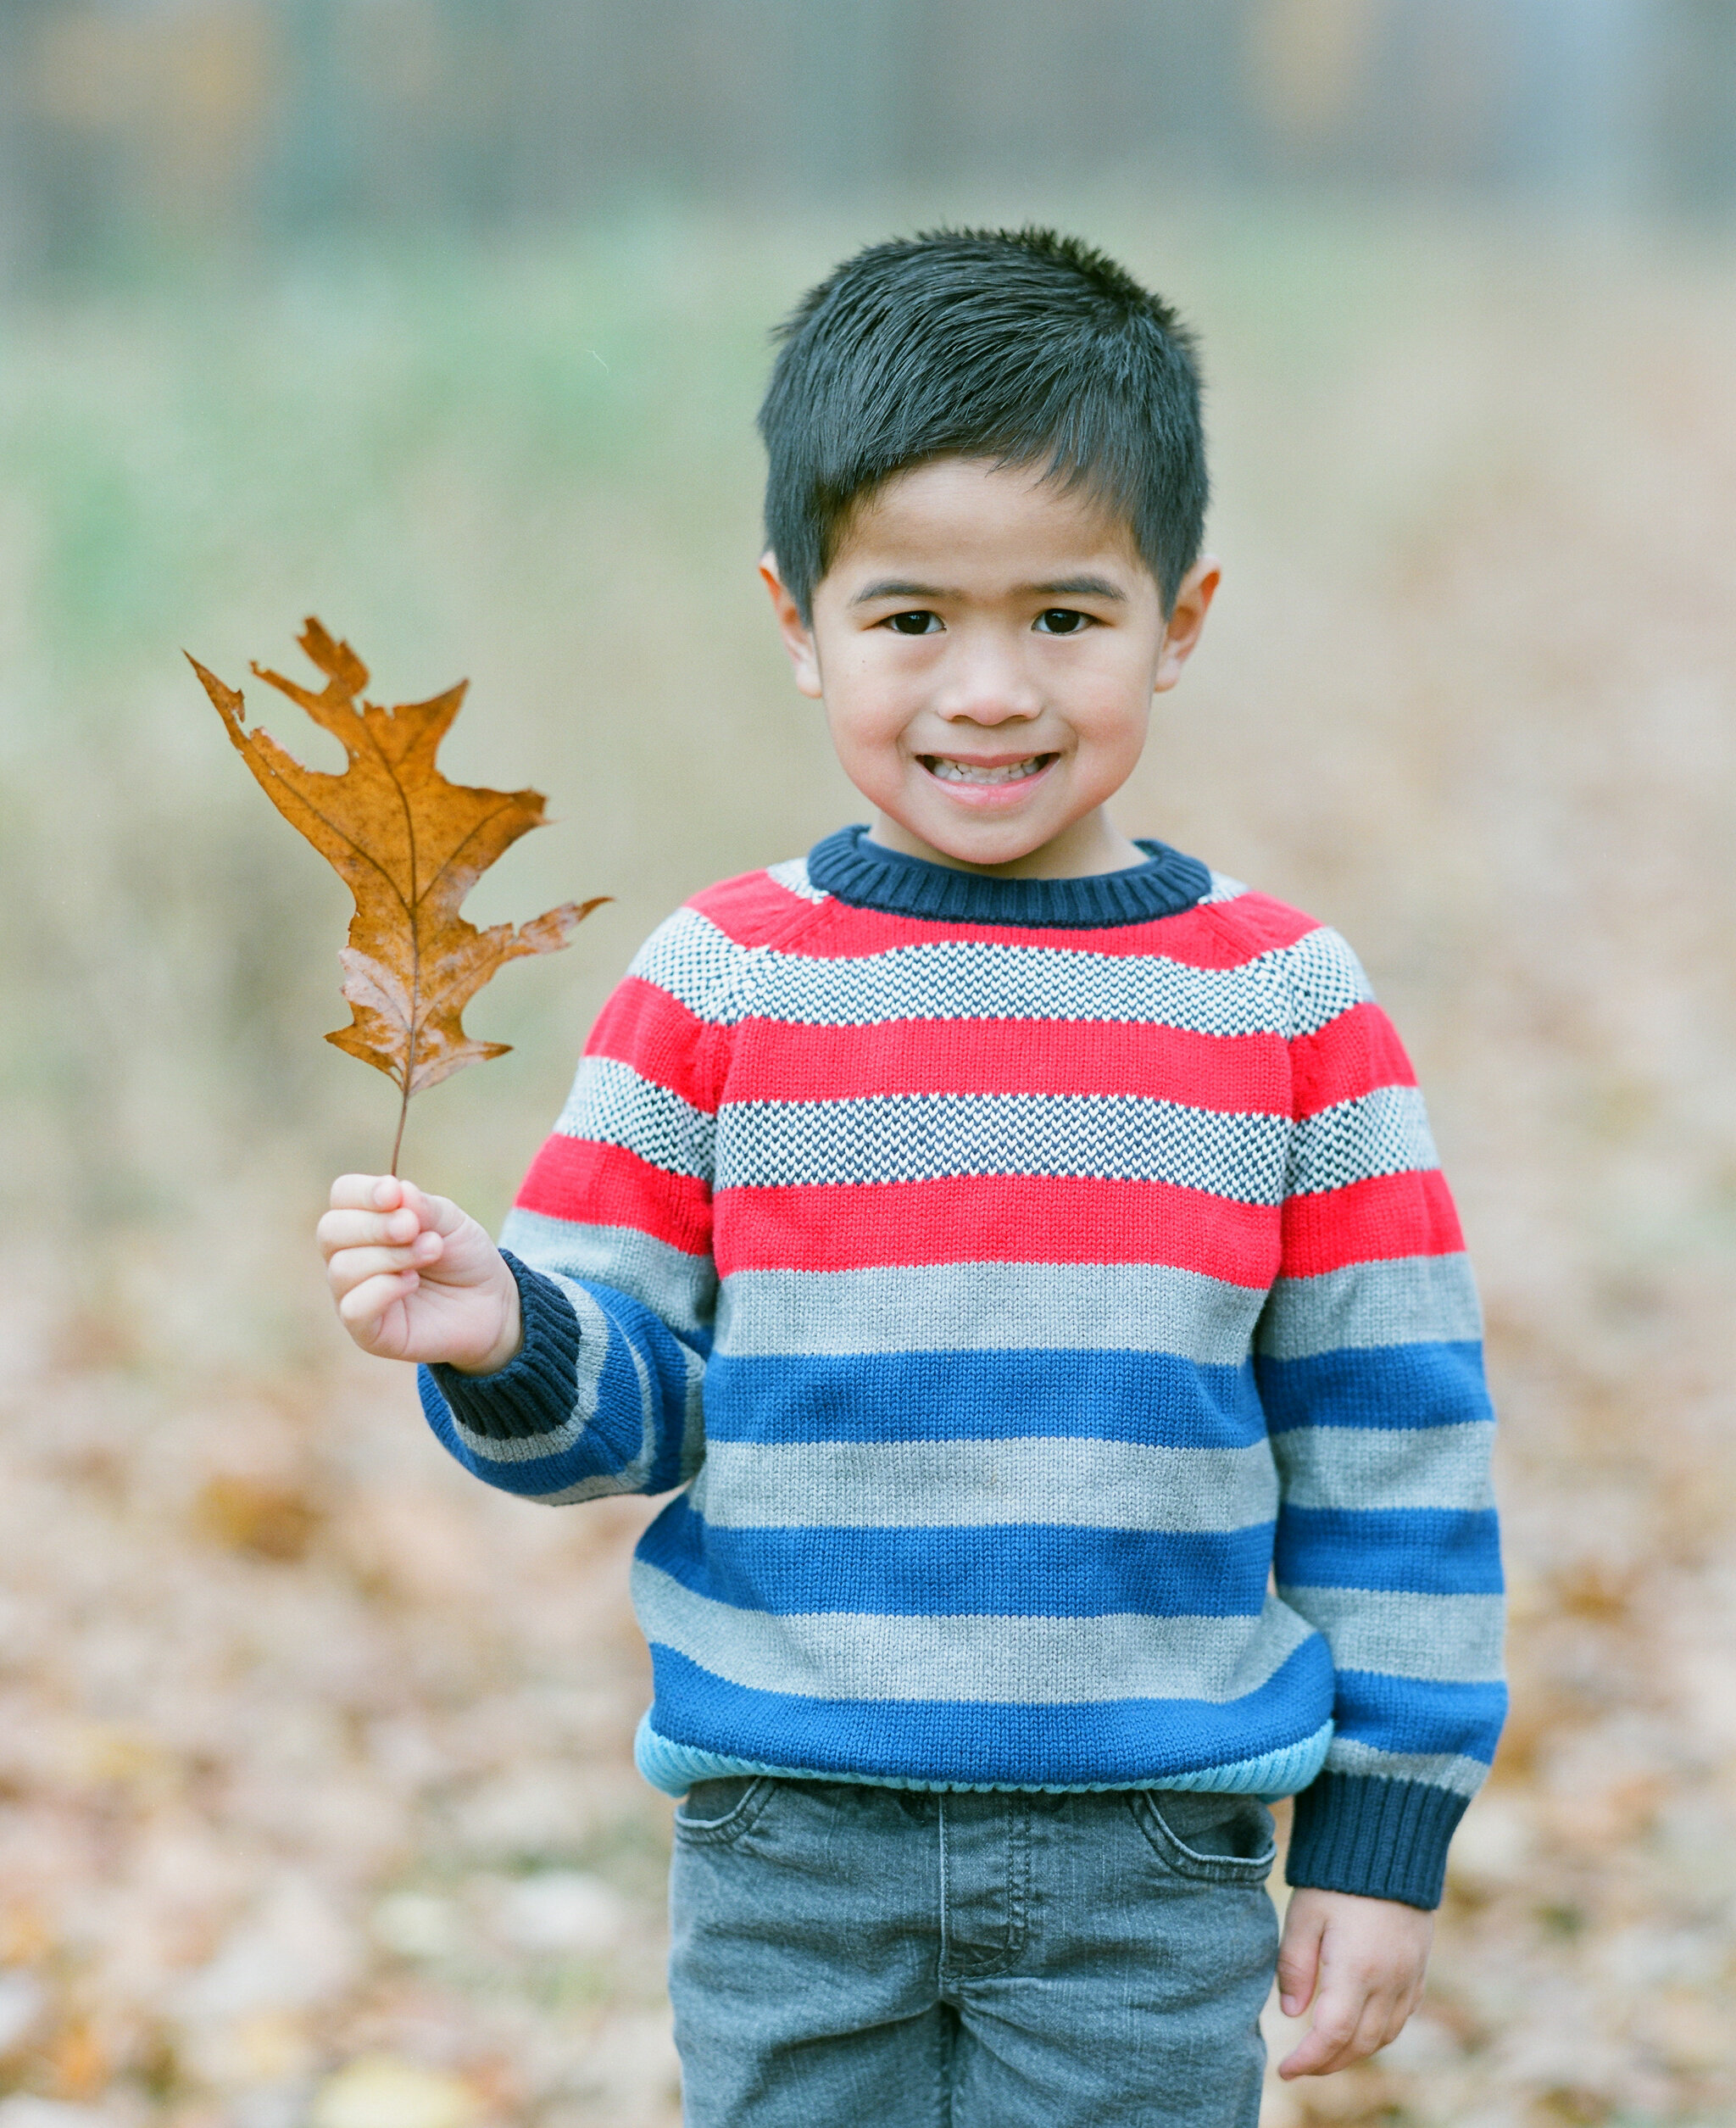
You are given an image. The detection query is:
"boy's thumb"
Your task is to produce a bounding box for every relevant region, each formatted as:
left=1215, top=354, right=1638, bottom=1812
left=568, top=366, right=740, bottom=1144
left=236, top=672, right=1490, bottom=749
left=1276, top=1914, right=1322, bottom=2014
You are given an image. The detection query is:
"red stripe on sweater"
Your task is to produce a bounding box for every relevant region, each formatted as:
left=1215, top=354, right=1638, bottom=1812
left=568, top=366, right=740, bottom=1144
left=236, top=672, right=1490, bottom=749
left=1190, top=893, right=1330, bottom=964
left=712, top=1176, right=1282, bottom=1285
left=1289, top=1003, right=1417, bottom=1119
left=515, top=1136, right=713, bottom=1256
left=693, top=880, right=1319, bottom=967
left=1280, top=1169, right=1465, bottom=1276
left=721, top=1017, right=1290, bottom=1111
left=583, top=977, right=1414, bottom=1122
left=690, top=867, right=827, bottom=943
left=586, top=976, right=722, bottom=1113
left=519, top=1126, right=1458, bottom=1284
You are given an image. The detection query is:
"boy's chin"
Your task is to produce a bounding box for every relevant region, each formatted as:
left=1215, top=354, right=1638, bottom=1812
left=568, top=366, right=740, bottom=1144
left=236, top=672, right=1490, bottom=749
left=871, top=809, right=1074, bottom=875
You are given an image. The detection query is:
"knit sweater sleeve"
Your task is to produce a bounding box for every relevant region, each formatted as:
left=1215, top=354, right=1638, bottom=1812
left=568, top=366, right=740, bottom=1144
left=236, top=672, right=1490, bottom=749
left=417, top=901, right=733, bottom=1503
left=1256, top=926, right=1505, bottom=1908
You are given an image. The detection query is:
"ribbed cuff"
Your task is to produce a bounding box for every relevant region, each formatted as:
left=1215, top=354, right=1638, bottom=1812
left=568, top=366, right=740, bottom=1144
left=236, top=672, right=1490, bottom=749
left=1285, top=1773, right=1469, bottom=1909
left=427, top=1251, right=581, bottom=1441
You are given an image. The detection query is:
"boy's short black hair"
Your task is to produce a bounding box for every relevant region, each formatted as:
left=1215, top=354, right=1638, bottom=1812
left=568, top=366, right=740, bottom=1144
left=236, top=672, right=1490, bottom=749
left=758, top=227, right=1206, bottom=621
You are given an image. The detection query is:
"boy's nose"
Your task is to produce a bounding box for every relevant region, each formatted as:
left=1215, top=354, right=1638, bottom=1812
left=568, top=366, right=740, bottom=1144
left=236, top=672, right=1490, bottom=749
left=933, top=643, right=1042, bottom=726
left=937, top=699, right=1038, bottom=729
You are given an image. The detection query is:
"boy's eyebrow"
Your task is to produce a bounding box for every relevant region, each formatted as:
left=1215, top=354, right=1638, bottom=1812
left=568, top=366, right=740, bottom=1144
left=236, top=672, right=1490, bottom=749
left=849, top=574, right=1129, bottom=605
left=849, top=578, right=951, bottom=604
left=1026, top=575, right=1127, bottom=601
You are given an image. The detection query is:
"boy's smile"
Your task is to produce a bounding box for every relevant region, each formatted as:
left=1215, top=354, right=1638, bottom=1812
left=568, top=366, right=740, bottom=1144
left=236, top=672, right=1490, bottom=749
left=763, top=455, right=1218, bottom=879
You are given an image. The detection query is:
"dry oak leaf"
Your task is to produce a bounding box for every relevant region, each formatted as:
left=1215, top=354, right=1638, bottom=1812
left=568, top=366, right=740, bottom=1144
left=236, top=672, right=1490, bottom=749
left=192, top=619, right=605, bottom=1159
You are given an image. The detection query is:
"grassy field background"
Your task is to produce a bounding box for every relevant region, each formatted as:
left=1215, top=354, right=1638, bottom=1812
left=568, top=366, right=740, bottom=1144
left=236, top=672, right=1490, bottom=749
left=1, top=194, right=1733, bottom=2127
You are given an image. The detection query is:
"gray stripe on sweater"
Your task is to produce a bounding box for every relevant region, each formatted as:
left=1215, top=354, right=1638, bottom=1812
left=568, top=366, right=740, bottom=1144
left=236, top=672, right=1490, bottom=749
left=500, top=1208, right=717, bottom=1341
left=1256, top=1254, right=1483, bottom=1359
left=446, top=1277, right=611, bottom=1466
left=633, top=905, right=1373, bottom=1042
left=1277, top=1586, right=1505, bottom=1682
left=715, top=1262, right=1264, bottom=1364
left=712, top=1092, right=1292, bottom=1200
left=688, top=1438, right=1278, bottom=1533
left=628, top=906, right=761, bottom=1025
left=559, top=1056, right=716, bottom=1180
left=448, top=1278, right=667, bottom=1501
left=1322, top=1740, right=1490, bottom=1797
left=1271, top=1422, right=1497, bottom=1512
left=637, top=910, right=1357, bottom=1038
left=1287, top=1085, right=1439, bottom=1197
left=631, top=1568, right=1318, bottom=1704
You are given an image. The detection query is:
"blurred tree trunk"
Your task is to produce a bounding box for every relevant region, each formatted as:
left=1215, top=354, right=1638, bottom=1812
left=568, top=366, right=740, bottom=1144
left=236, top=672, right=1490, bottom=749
left=1651, top=0, right=1736, bottom=209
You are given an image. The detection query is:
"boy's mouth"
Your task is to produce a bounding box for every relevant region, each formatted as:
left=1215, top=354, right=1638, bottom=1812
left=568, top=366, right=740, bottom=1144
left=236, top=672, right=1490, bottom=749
left=921, top=753, right=1056, bottom=786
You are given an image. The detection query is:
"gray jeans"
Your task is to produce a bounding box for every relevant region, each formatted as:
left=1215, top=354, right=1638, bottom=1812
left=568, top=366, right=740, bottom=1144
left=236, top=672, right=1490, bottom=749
left=668, top=1777, right=1279, bottom=2127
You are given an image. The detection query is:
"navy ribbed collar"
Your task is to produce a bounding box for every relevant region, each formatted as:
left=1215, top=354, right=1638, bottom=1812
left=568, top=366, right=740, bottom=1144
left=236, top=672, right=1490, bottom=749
left=805, top=825, right=1211, bottom=930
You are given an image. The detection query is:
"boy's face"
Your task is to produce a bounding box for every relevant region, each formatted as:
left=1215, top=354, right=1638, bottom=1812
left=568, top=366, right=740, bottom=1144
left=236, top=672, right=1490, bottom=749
left=763, top=456, right=1217, bottom=877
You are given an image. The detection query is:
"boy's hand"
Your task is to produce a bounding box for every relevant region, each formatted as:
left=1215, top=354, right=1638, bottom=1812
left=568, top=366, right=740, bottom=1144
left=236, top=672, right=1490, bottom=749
left=1274, top=1886, right=1433, bottom=2078
left=318, top=1174, right=522, bottom=1374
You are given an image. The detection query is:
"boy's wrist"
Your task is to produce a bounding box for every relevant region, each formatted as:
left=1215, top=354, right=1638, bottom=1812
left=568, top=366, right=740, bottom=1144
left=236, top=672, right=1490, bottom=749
left=426, top=1255, right=581, bottom=1446
left=447, top=1267, right=523, bottom=1376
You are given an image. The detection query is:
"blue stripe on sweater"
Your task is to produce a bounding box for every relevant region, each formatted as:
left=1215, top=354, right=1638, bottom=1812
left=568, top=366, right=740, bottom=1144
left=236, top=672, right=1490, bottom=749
left=1333, top=1668, right=1508, bottom=1763
left=417, top=1375, right=603, bottom=1497
left=1276, top=1506, right=1503, bottom=1595
left=643, top=1638, right=1336, bottom=1788
left=589, top=1281, right=702, bottom=1497
left=418, top=1350, right=656, bottom=1501
left=420, top=1276, right=703, bottom=1499
left=704, top=1350, right=1265, bottom=1447
left=641, top=1495, right=1274, bottom=1618
left=1256, top=1341, right=1490, bottom=1432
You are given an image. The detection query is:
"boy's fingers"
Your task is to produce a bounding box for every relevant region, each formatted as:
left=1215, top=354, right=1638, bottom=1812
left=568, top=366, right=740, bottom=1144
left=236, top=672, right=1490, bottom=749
left=1278, top=1969, right=1354, bottom=2075
left=398, top=1180, right=468, bottom=1237
left=1351, top=1990, right=1403, bottom=2065
left=1280, top=1977, right=1404, bottom=2078
left=337, top=1269, right=418, bottom=1334
left=326, top=1243, right=438, bottom=1296
left=1384, top=1977, right=1424, bottom=2047
left=319, top=1212, right=378, bottom=1259
left=330, top=1173, right=402, bottom=1212
left=318, top=1211, right=434, bottom=1257
left=1288, top=1993, right=1359, bottom=2071
left=1278, top=2022, right=1355, bottom=2078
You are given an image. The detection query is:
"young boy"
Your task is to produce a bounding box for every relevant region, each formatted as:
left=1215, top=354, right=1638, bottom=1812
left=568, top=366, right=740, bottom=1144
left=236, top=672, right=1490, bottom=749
left=320, top=229, right=1504, bottom=2126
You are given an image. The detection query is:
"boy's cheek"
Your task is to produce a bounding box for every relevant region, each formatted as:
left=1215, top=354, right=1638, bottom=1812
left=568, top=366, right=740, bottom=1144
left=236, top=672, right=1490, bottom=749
left=822, top=680, right=919, bottom=768
left=826, top=721, right=911, bottom=809
left=822, top=632, right=919, bottom=701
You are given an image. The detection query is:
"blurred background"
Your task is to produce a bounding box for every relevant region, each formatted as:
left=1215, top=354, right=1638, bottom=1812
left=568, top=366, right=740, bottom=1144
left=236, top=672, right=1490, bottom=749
left=1, top=3, right=1734, bottom=2125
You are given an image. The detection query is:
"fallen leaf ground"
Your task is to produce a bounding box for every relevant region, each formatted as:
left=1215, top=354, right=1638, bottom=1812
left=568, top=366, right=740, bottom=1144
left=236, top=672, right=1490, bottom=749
left=0, top=198, right=1731, bottom=2127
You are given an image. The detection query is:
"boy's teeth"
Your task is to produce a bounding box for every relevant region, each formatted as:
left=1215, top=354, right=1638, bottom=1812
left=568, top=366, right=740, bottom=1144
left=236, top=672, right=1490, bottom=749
left=928, top=755, right=1047, bottom=785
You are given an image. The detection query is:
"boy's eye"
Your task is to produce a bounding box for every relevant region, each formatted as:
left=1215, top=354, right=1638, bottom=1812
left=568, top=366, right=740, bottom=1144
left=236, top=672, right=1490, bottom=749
left=1034, top=608, right=1091, bottom=635
left=882, top=610, right=942, bottom=635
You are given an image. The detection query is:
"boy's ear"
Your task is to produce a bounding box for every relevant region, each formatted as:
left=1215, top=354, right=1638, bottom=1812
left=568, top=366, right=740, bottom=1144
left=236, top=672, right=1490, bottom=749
left=760, top=552, right=824, bottom=699
left=1153, top=554, right=1221, bottom=696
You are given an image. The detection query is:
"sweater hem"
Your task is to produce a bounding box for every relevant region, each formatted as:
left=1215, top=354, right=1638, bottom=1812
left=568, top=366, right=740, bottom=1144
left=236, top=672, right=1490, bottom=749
left=633, top=1710, right=1334, bottom=1802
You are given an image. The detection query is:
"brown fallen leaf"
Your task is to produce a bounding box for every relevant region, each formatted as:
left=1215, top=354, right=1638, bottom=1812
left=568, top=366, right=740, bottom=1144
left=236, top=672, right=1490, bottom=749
left=191, top=619, right=606, bottom=1170
left=194, top=1473, right=322, bottom=1563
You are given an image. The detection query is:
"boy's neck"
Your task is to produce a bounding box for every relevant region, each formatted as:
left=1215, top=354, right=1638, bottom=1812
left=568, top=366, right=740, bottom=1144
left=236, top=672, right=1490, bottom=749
left=865, top=805, right=1148, bottom=882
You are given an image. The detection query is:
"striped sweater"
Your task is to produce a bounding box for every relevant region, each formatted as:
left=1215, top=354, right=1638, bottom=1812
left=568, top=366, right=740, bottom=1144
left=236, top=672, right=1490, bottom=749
left=421, top=826, right=1505, bottom=1908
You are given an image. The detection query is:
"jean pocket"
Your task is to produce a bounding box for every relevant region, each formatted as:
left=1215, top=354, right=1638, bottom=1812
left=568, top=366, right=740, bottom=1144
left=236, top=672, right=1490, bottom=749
left=672, top=1774, right=776, bottom=1847
left=1127, top=1791, right=1277, bottom=1883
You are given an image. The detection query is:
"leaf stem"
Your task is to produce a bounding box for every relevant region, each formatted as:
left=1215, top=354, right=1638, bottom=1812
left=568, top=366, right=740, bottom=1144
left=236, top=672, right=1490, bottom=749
left=389, top=955, right=422, bottom=1174
left=388, top=1073, right=412, bottom=1178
